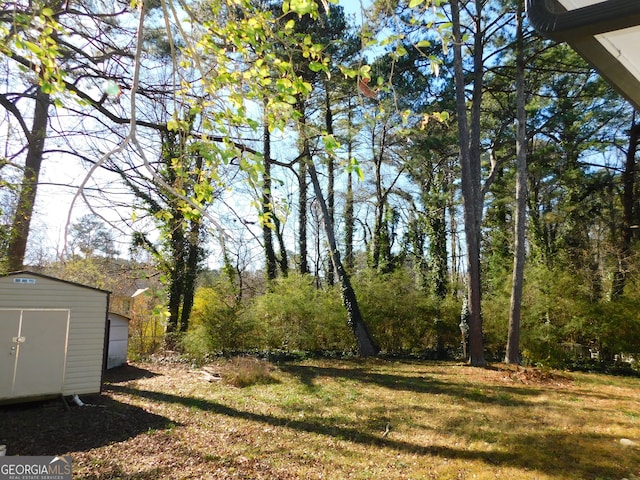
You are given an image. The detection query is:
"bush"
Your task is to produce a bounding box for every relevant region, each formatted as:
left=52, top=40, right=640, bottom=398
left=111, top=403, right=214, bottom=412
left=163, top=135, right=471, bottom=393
left=482, top=261, right=640, bottom=368
left=248, top=273, right=353, bottom=352
left=355, top=269, right=461, bottom=355
left=182, top=282, right=259, bottom=358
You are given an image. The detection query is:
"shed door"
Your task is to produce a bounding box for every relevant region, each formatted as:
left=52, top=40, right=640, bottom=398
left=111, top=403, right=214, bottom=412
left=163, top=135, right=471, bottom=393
left=0, top=310, right=21, bottom=398
left=0, top=309, right=70, bottom=398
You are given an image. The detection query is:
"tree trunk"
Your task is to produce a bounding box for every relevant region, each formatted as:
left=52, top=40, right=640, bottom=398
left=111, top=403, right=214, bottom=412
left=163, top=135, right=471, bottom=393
left=7, top=87, right=51, bottom=271
left=451, top=0, right=486, bottom=366
left=273, top=213, right=289, bottom=277
left=612, top=121, right=639, bottom=298
left=165, top=229, right=184, bottom=348
left=307, top=162, right=379, bottom=356
left=262, top=121, right=277, bottom=281
left=506, top=1, right=527, bottom=364
left=344, top=103, right=355, bottom=272
left=428, top=167, right=449, bottom=298
left=370, top=141, right=385, bottom=270
left=448, top=164, right=460, bottom=287
left=345, top=169, right=355, bottom=271
left=298, top=101, right=310, bottom=275
left=430, top=211, right=448, bottom=298
left=325, top=84, right=336, bottom=285
left=179, top=221, right=200, bottom=334
left=178, top=152, right=205, bottom=335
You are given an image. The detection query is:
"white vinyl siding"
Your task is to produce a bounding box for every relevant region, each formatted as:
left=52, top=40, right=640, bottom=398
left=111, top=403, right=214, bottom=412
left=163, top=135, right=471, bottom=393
left=107, top=314, right=129, bottom=369
left=0, top=273, right=108, bottom=400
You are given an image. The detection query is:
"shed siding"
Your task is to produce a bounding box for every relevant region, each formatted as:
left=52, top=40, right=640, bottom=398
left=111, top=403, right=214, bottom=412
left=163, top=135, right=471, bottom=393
left=107, top=315, right=129, bottom=369
left=0, top=273, right=108, bottom=398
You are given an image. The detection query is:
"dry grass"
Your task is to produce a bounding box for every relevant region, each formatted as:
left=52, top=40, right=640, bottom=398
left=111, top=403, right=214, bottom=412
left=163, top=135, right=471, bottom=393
left=202, top=356, right=278, bottom=388
left=2, top=359, right=640, bottom=479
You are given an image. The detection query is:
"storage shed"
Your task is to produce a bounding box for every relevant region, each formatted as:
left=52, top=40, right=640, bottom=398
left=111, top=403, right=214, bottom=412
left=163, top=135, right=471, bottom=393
left=107, top=312, right=129, bottom=369
left=0, top=271, right=110, bottom=403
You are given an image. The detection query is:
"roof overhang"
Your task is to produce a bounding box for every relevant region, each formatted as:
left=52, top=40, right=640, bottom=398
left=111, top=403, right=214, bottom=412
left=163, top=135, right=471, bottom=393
left=526, top=0, right=640, bottom=111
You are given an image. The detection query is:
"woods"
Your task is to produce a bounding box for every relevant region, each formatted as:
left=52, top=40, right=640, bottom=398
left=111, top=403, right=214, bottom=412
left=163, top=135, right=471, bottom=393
left=1, top=0, right=640, bottom=369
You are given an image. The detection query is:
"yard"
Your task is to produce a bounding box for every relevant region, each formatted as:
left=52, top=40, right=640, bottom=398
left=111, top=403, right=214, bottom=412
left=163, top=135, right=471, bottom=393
left=1, top=358, right=639, bottom=479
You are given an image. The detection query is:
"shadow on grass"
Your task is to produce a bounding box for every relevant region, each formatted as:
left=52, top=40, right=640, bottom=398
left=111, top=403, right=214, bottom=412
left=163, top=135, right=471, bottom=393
left=108, top=383, right=638, bottom=479
left=0, top=394, right=176, bottom=456
left=279, top=363, right=540, bottom=406
left=104, top=364, right=162, bottom=384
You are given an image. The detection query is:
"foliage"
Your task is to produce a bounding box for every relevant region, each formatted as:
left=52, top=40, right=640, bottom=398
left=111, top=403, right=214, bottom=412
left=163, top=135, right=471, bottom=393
left=0, top=1, right=66, bottom=95
left=482, top=261, right=640, bottom=367
left=355, top=269, right=461, bottom=355
left=49, top=256, right=113, bottom=290
left=185, top=269, right=469, bottom=359
left=69, top=215, right=119, bottom=258
left=182, top=279, right=257, bottom=357
left=185, top=272, right=354, bottom=358
left=248, top=273, right=353, bottom=353
left=127, top=288, right=168, bottom=359
left=2, top=0, right=640, bottom=368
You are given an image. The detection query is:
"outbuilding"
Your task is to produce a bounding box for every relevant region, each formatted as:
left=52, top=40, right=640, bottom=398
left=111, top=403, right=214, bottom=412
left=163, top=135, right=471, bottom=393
left=106, top=312, right=130, bottom=369
left=0, top=271, right=110, bottom=403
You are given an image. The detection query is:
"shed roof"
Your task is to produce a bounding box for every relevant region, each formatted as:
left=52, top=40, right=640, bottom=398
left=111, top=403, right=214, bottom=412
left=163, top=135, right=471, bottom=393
left=2, top=270, right=111, bottom=294
left=527, top=0, right=640, bottom=110
left=108, top=311, right=131, bottom=322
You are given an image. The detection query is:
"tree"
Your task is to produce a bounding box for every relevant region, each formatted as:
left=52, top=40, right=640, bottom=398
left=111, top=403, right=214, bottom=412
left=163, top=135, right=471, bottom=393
left=159, top=0, right=379, bottom=354
left=121, top=125, right=212, bottom=347
left=611, top=120, right=639, bottom=298
left=505, top=0, right=527, bottom=364
left=5, top=87, right=51, bottom=271
left=450, top=0, right=487, bottom=366
left=307, top=160, right=380, bottom=356
left=261, top=117, right=278, bottom=282
left=0, top=0, right=145, bottom=270
left=70, top=214, right=118, bottom=258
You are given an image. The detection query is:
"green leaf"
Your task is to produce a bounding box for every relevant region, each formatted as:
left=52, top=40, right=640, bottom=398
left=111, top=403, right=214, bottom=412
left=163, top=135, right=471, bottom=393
left=346, top=158, right=364, bottom=181
left=289, top=0, right=317, bottom=16
left=409, top=0, right=424, bottom=7
left=25, top=41, right=44, bottom=56
left=322, top=134, right=339, bottom=152
left=339, top=66, right=358, bottom=78
left=309, top=61, right=324, bottom=72
left=167, top=118, right=180, bottom=131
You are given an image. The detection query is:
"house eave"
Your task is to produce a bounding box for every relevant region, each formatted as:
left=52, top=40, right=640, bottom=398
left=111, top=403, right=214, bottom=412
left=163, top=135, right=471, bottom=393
left=526, top=0, right=640, bottom=111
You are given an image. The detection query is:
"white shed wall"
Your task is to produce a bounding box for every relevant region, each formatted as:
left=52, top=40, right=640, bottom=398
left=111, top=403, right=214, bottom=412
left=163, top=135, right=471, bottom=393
left=107, top=314, right=129, bottom=369
left=0, top=273, right=108, bottom=399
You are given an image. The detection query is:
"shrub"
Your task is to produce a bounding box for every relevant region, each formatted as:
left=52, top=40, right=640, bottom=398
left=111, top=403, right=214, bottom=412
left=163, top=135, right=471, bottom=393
left=355, top=269, right=460, bottom=355
left=182, top=282, right=259, bottom=358
left=482, top=261, right=640, bottom=368
left=248, top=273, right=353, bottom=352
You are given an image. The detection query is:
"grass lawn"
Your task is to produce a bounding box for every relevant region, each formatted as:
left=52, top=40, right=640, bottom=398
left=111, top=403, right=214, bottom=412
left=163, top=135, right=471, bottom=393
left=2, top=358, right=640, bottom=479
